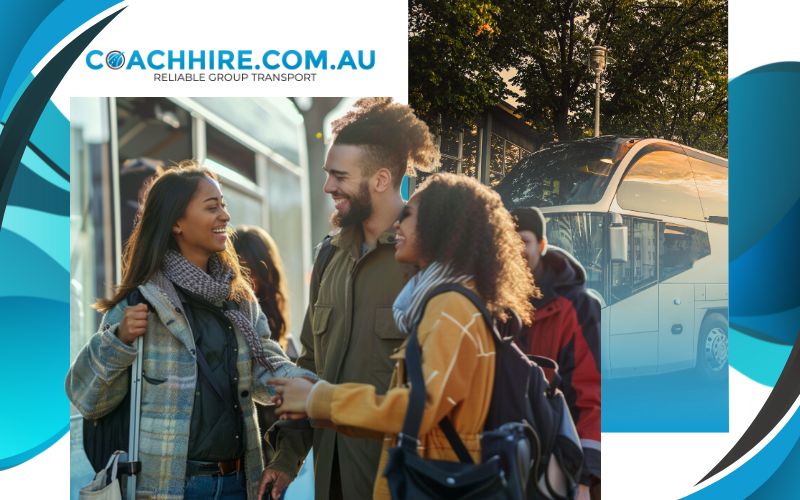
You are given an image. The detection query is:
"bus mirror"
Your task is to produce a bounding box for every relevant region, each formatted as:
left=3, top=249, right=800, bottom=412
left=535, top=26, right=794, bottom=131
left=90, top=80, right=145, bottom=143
left=610, top=214, right=628, bottom=263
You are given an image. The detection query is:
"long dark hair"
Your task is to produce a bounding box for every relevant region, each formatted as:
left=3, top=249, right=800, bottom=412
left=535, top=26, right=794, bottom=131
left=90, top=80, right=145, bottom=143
left=413, top=173, right=536, bottom=323
left=96, top=162, right=252, bottom=312
left=232, top=226, right=289, bottom=343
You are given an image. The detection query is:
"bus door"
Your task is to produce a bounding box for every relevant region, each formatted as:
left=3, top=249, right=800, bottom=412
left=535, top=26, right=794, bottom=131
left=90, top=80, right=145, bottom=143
left=657, top=221, right=712, bottom=371
left=607, top=215, right=659, bottom=375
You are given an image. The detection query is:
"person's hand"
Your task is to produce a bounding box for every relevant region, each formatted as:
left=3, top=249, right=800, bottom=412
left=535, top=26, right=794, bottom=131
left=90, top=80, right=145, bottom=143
left=268, top=378, right=314, bottom=417
left=269, top=394, right=307, bottom=421
left=577, top=484, right=591, bottom=500
left=117, top=303, right=148, bottom=345
left=258, top=468, right=292, bottom=500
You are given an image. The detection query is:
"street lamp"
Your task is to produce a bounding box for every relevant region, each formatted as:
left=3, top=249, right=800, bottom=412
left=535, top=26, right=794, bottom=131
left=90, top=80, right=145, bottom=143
left=589, top=46, right=608, bottom=138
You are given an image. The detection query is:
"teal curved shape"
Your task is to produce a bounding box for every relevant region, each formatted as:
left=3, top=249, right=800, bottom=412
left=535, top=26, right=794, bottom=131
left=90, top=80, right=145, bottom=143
left=749, top=414, right=800, bottom=498
left=0, top=297, right=69, bottom=467
left=2, top=206, right=68, bottom=271
left=729, top=327, right=792, bottom=387
left=729, top=62, right=800, bottom=261
left=0, top=424, right=69, bottom=470
left=0, top=1, right=59, bottom=117
left=0, top=227, right=68, bottom=302
left=684, top=402, right=800, bottom=499
left=29, top=100, right=69, bottom=174
left=21, top=143, right=69, bottom=190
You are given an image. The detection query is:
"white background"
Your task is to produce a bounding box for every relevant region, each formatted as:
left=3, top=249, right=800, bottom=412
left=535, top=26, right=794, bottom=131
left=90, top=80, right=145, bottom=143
left=2, top=1, right=799, bottom=498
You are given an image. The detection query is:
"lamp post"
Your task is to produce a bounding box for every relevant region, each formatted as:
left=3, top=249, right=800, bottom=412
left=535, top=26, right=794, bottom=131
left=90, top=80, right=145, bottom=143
left=589, top=46, right=608, bottom=138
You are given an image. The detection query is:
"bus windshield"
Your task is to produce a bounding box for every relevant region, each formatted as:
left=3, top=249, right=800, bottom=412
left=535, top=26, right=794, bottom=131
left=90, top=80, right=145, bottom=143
left=544, top=212, right=606, bottom=298
left=497, top=137, right=632, bottom=209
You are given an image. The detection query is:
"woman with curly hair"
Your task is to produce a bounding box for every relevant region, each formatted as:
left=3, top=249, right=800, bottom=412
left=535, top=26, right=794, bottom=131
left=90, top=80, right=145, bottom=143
left=266, top=173, right=535, bottom=500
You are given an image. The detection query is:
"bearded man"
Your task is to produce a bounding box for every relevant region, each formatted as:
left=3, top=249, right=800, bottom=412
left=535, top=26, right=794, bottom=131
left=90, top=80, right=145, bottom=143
left=260, top=98, right=438, bottom=500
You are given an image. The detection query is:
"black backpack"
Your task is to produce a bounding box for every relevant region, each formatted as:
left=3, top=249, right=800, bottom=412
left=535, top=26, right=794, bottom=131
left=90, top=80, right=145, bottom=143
left=423, top=283, right=584, bottom=500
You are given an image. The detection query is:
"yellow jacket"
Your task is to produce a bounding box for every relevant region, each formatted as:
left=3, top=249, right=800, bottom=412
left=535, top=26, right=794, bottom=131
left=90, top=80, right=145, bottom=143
left=307, top=290, right=496, bottom=499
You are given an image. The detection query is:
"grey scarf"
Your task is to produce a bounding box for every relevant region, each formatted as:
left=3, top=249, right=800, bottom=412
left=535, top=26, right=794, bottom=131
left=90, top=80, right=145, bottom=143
left=161, top=249, right=275, bottom=371
left=392, top=261, right=472, bottom=335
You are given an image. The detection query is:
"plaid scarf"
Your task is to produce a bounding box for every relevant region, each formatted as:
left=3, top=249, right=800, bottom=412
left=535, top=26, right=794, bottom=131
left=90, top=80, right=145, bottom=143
left=392, top=261, right=472, bottom=335
left=161, top=249, right=275, bottom=371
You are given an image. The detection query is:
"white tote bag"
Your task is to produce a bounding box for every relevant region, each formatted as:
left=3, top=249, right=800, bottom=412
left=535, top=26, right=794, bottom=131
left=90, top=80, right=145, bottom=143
left=78, top=450, right=125, bottom=500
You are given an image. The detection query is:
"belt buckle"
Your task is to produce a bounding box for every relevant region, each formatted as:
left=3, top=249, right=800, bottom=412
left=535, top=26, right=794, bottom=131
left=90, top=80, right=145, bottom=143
left=218, top=458, right=240, bottom=475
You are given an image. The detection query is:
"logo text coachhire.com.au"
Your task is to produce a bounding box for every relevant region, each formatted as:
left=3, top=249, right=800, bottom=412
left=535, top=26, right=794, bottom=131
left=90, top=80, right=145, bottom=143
left=86, top=49, right=375, bottom=71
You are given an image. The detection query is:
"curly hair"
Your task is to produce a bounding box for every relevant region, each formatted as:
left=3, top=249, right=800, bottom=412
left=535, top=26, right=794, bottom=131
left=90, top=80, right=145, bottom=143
left=413, top=173, right=537, bottom=323
left=331, top=97, right=439, bottom=186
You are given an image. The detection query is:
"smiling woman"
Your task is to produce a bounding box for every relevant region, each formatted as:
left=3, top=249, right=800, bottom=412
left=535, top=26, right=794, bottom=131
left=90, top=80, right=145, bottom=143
left=66, top=161, right=313, bottom=499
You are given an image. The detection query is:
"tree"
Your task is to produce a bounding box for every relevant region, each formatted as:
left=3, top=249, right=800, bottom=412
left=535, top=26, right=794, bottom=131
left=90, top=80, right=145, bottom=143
left=409, top=0, right=523, bottom=129
left=410, top=0, right=728, bottom=156
left=603, top=0, right=727, bottom=156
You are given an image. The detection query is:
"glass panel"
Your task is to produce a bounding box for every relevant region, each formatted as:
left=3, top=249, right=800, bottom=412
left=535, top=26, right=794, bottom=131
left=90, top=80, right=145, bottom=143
left=505, top=142, right=521, bottom=172
left=267, top=163, right=305, bottom=337
left=439, top=128, right=460, bottom=158
left=659, top=223, right=711, bottom=281
left=495, top=137, right=624, bottom=208
left=617, top=150, right=704, bottom=220
left=193, top=97, right=302, bottom=165
left=222, top=185, right=263, bottom=227
left=117, top=97, right=193, bottom=244
left=440, top=156, right=459, bottom=175
left=116, top=97, right=192, bottom=165
left=610, top=217, right=658, bottom=303
left=70, top=98, right=113, bottom=369
left=207, top=125, right=257, bottom=181
left=690, top=157, right=728, bottom=219
left=70, top=97, right=115, bottom=492
left=544, top=212, right=606, bottom=296
left=462, top=127, right=480, bottom=178
left=489, top=133, right=506, bottom=186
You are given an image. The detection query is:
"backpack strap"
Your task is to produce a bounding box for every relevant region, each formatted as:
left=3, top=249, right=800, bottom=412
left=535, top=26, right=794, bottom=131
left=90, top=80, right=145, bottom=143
left=528, top=354, right=561, bottom=393
left=310, top=235, right=335, bottom=297
left=398, top=282, right=495, bottom=458
left=438, top=417, right=474, bottom=464
left=175, top=288, right=235, bottom=408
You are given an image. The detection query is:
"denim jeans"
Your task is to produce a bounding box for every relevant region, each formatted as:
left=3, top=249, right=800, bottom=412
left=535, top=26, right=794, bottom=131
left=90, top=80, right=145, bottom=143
left=184, top=471, right=247, bottom=500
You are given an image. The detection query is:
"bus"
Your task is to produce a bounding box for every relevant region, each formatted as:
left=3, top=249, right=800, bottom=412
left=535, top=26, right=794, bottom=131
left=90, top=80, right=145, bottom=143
left=496, top=137, right=728, bottom=379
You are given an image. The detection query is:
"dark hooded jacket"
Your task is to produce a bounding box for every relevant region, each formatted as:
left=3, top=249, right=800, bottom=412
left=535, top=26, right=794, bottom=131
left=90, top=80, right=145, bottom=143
left=516, top=246, right=601, bottom=485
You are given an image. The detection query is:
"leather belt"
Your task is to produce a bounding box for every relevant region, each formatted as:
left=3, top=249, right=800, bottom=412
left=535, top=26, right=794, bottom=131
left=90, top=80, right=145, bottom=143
left=186, top=458, right=243, bottom=476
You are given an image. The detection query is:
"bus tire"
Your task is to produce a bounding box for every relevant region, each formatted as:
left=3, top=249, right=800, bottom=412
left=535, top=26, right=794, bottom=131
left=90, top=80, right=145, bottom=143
left=697, top=312, right=728, bottom=380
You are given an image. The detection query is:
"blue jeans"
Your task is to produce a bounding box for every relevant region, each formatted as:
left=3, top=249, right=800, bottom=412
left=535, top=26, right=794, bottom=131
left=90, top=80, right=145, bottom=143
left=184, top=472, right=247, bottom=500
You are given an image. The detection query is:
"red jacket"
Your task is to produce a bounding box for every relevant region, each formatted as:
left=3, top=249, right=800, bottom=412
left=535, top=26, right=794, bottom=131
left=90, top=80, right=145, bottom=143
left=517, top=246, right=601, bottom=484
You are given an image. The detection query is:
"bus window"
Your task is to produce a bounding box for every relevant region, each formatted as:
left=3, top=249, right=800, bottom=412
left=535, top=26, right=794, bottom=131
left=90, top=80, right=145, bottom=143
left=689, top=157, right=728, bottom=220
left=617, top=150, right=704, bottom=221
left=497, top=138, right=624, bottom=208
left=659, top=223, right=711, bottom=281
left=544, top=213, right=606, bottom=295
left=610, top=216, right=658, bottom=303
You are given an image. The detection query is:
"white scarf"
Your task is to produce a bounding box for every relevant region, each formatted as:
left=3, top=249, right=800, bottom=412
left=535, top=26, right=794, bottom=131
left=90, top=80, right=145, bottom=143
left=392, top=261, right=472, bottom=335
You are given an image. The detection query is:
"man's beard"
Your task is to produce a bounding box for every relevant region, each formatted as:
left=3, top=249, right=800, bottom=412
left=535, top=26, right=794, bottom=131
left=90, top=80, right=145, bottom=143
left=331, top=181, right=373, bottom=228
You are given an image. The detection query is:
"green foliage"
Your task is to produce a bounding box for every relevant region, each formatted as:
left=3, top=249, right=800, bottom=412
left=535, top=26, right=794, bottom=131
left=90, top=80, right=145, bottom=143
left=409, top=0, right=523, bottom=128
left=410, top=0, right=728, bottom=156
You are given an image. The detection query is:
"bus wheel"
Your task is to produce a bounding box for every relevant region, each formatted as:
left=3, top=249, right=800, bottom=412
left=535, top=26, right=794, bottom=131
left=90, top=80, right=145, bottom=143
left=697, top=312, right=728, bottom=380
